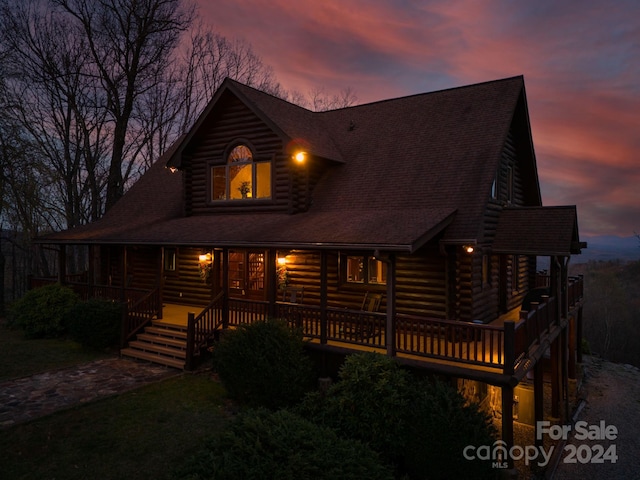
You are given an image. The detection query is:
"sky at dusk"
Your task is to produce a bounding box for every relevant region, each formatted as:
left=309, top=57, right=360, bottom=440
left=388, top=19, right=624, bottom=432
left=197, top=0, right=639, bottom=238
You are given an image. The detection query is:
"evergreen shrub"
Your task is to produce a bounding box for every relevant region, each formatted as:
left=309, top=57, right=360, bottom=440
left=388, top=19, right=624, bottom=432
left=175, top=408, right=394, bottom=480
left=66, top=299, right=122, bottom=350
left=212, top=319, right=314, bottom=409
left=9, top=284, right=79, bottom=338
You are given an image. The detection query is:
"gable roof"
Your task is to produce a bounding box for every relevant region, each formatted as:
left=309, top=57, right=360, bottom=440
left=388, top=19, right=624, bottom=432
left=492, top=206, right=585, bottom=256
left=39, top=76, right=548, bottom=253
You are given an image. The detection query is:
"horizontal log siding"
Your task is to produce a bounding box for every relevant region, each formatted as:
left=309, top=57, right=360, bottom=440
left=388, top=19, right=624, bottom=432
left=395, top=247, right=447, bottom=318
left=183, top=95, right=288, bottom=215
left=279, top=248, right=447, bottom=318
left=163, top=247, right=212, bottom=306
left=473, top=127, right=533, bottom=320
left=126, top=247, right=159, bottom=291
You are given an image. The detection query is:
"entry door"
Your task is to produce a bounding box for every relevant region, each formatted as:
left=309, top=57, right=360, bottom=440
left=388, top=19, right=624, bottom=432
left=228, top=250, right=266, bottom=300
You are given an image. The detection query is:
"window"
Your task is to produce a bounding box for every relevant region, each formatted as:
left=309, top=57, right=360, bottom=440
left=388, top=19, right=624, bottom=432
left=211, top=144, right=271, bottom=201
left=344, top=255, right=387, bottom=285
left=164, top=248, right=176, bottom=272
left=506, top=166, right=513, bottom=204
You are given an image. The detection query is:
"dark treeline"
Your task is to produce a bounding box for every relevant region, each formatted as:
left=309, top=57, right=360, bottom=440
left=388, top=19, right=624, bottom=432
left=572, top=258, right=640, bottom=367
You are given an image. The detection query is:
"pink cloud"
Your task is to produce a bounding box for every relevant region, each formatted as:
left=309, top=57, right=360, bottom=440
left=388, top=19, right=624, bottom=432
left=194, top=0, right=640, bottom=236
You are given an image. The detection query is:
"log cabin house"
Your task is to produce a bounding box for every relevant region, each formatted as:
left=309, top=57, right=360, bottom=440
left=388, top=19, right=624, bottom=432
left=34, top=76, right=585, bottom=457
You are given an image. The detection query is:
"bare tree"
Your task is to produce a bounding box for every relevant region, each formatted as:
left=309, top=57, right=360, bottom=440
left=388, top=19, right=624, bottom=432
left=52, top=0, right=195, bottom=210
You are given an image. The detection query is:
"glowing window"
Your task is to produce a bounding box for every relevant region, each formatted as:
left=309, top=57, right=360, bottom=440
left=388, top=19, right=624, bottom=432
left=345, top=255, right=386, bottom=285
left=211, top=144, right=271, bottom=201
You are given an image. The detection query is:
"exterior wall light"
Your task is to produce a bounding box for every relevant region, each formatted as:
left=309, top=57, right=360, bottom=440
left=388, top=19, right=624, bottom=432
left=277, top=256, right=287, bottom=265
left=199, top=253, right=212, bottom=264
left=198, top=252, right=213, bottom=282
left=464, top=245, right=475, bottom=254
left=293, top=151, right=307, bottom=164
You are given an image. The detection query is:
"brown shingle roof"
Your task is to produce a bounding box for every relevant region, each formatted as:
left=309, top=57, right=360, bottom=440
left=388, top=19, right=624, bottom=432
left=40, top=76, right=543, bottom=252
left=492, top=206, right=584, bottom=256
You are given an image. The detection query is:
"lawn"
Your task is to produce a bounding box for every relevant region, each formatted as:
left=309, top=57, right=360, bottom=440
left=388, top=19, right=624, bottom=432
left=0, top=320, right=230, bottom=479
left=0, top=374, right=229, bottom=479
left=0, top=322, right=111, bottom=382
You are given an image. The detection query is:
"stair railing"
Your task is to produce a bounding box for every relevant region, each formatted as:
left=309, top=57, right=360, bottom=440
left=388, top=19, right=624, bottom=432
left=186, top=291, right=225, bottom=370
left=120, top=287, right=161, bottom=348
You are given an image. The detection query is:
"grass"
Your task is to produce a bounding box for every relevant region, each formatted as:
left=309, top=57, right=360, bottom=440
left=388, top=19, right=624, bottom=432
left=0, top=374, right=229, bottom=479
left=0, top=322, right=111, bottom=382
left=0, top=320, right=231, bottom=479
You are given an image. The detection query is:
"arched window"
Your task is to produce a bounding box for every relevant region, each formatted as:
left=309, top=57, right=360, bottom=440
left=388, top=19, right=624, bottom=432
left=211, top=144, right=271, bottom=201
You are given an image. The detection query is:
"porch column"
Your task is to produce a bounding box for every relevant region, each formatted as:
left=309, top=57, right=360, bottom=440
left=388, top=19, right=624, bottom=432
left=320, top=251, right=328, bottom=345
left=561, top=325, right=570, bottom=421
left=121, top=246, right=127, bottom=303
left=568, top=315, right=577, bottom=379
left=576, top=306, right=584, bottom=364
left=58, top=245, right=67, bottom=284
left=551, top=337, right=561, bottom=419
left=267, top=248, right=277, bottom=319
left=385, top=253, right=396, bottom=357
left=534, top=361, right=544, bottom=449
left=222, top=248, right=229, bottom=329
left=501, top=385, right=515, bottom=470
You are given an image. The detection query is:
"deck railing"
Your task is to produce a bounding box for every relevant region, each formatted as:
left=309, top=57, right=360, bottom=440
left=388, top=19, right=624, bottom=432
left=228, top=297, right=270, bottom=325
left=30, top=274, right=584, bottom=374
left=396, top=314, right=505, bottom=368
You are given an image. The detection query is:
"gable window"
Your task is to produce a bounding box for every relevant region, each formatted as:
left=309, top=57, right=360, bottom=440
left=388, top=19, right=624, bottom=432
left=211, top=144, right=271, bottom=201
left=343, top=255, right=387, bottom=285
left=506, top=166, right=513, bottom=204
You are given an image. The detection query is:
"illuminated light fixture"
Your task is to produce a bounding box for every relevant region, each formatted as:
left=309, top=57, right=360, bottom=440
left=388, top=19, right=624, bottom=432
left=463, top=245, right=475, bottom=254
left=168, top=166, right=178, bottom=173
left=277, top=256, right=287, bottom=266
left=199, top=252, right=212, bottom=264
left=293, top=151, right=307, bottom=164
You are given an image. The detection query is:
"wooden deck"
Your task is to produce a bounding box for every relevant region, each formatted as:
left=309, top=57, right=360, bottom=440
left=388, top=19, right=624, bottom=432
left=156, top=301, right=519, bottom=375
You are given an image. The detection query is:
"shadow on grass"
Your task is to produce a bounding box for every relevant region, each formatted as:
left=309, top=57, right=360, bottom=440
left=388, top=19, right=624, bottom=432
left=0, top=374, right=230, bottom=480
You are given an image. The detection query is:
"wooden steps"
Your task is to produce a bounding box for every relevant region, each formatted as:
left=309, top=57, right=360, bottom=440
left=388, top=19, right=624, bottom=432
left=121, top=320, right=188, bottom=369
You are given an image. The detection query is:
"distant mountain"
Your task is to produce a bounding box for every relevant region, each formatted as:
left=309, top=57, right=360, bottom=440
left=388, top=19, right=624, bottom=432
left=574, top=235, right=640, bottom=264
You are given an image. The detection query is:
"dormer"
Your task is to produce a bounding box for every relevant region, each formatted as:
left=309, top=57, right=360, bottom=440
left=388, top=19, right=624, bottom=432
left=165, top=79, right=344, bottom=216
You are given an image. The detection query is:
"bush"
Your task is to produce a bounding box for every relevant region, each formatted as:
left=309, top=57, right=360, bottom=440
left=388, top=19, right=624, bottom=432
left=402, top=379, right=497, bottom=480
left=297, top=352, right=411, bottom=464
left=9, top=284, right=79, bottom=338
left=297, top=352, right=497, bottom=479
left=212, top=319, right=314, bottom=409
left=66, top=299, right=123, bottom=350
left=175, top=408, right=394, bottom=480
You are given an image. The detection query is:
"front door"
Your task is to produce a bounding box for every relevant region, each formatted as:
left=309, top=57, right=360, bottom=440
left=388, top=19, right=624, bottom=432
left=228, top=250, right=266, bottom=300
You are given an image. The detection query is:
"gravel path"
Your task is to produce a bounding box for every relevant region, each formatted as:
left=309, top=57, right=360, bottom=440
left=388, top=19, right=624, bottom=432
left=553, top=356, right=640, bottom=479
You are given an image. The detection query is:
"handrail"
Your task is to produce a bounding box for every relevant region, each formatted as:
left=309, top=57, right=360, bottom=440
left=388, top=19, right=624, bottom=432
left=121, top=287, right=161, bottom=347
left=186, top=291, right=225, bottom=370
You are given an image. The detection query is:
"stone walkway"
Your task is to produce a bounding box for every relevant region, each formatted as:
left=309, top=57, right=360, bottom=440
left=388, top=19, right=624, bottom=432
left=0, top=358, right=179, bottom=429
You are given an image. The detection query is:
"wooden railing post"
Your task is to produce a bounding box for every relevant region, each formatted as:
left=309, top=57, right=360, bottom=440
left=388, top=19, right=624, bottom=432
left=186, top=312, right=195, bottom=371
left=503, top=320, right=515, bottom=376
left=120, top=302, right=129, bottom=349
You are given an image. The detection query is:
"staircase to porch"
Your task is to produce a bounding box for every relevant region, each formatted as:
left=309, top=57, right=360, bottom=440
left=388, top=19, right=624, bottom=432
left=120, top=320, right=188, bottom=369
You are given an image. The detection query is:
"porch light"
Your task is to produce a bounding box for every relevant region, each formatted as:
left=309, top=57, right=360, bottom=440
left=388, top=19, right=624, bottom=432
left=463, top=245, right=475, bottom=254
left=293, top=151, right=307, bottom=164
left=199, top=252, right=212, bottom=264
left=168, top=166, right=178, bottom=173
left=277, top=256, right=287, bottom=265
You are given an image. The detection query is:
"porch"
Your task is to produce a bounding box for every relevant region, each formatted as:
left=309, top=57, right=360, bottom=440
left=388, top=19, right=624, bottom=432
left=31, top=274, right=584, bottom=381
